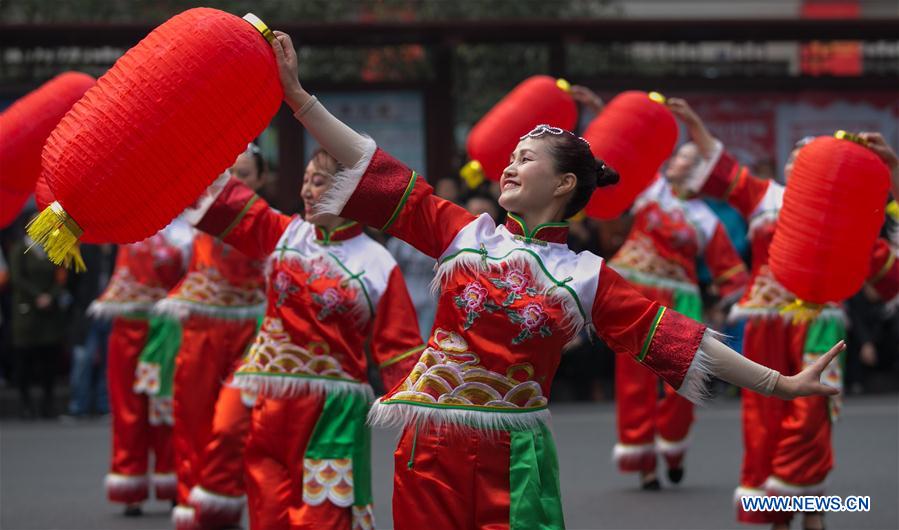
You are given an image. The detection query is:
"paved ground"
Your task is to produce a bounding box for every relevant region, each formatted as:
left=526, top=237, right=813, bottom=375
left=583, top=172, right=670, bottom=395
left=1, top=395, right=896, bottom=530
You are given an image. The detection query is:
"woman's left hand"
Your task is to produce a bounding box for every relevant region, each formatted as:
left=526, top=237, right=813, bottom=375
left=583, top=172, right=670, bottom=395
left=771, top=341, right=844, bottom=399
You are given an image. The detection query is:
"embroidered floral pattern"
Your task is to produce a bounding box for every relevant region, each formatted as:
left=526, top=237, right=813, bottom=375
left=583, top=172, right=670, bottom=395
left=304, top=258, right=339, bottom=285
left=312, top=287, right=350, bottom=320
left=490, top=268, right=539, bottom=306
left=453, top=282, right=500, bottom=329
left=273, top=271, right=299, bottom=307
left=506, top=302, right=553, bottom=344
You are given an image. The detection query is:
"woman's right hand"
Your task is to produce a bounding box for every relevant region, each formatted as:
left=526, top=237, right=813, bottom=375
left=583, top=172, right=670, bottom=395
left=667, top=97, right=717, bottom=159
left=270, top=30, right=310, bottom=112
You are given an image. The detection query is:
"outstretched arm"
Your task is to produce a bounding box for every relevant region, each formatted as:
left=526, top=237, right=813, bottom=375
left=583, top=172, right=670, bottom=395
left=268, top=30, right=477, bottom=259
left=592, top=265, right=840, bottom=403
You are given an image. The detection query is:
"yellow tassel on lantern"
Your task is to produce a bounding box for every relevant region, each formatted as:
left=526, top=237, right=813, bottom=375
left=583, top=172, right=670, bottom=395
left=780, top=299, right=824, bottom=324
left=25, top=201, right=86, bottom=272
left=460, top=160, right=486, bottom=190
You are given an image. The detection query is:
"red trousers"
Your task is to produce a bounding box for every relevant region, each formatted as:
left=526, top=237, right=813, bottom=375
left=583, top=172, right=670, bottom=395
left=105, top=318, right=176, bottom=503
left=614, top=284, right=694, bottom=473
left=737, top=317, right=833, bottom=525
left=615, top=354, right=693, bottom=472
left=244, top=395, right=352, bottom=530
left=172, top=317, right=257, bottom=529
left=393, top=425, right=512, bottom=530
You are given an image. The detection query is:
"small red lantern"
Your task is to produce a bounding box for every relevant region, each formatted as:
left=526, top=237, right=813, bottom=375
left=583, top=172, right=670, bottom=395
left=0, top=72, right=95, bottom=228
left=769, top=132, right=891, bottom=304
left=28, top=9, right=282, bottom=269
left=463, top=76, right=577, bottom=184
left=583, top=91, right=678, bottom=220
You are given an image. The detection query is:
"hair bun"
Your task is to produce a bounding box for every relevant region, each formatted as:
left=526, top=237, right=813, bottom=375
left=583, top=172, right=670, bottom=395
left=596, top=159, right=620, bottom=187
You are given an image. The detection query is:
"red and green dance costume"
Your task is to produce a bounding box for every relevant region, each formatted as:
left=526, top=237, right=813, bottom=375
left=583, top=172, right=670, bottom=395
left=610, top=176, right=748, bottom=474
left=192, top=176, right=424, bottom=529
left=689, top=144, right=899, bottom=525
left=316, top=143, right=719, bottom=529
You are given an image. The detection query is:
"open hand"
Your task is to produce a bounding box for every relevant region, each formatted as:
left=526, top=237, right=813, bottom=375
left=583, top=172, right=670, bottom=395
left=772, top=341, right=844, bottom=399
left=270, top=30, right=307, bottom=112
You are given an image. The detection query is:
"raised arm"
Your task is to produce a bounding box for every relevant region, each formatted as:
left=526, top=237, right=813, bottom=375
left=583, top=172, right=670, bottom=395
left=859, top=132, right=899, bottom=201
left=270, top=30, right=476, bottom=259
left=667, top=98, right=777, bottom=224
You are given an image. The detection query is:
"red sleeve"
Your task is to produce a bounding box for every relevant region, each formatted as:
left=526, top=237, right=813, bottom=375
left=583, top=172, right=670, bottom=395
left=592, top=265, right=706, bottom=389
left=701, top=150, right=773, bottom=222
left=371, top=266, right=427, bottom=390
left=867, top=238, right=899, bottom=302
left=340, top=148, right=476, bottom=259
left=704, top=223, right=749, bottom=301
left=196, top=177, right=291, bottom=260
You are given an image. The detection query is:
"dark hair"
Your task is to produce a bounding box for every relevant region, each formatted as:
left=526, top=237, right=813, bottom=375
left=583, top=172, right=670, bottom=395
left=543, top=133, right=619, bottom=218
left=247, top=141, right=268, bottom=176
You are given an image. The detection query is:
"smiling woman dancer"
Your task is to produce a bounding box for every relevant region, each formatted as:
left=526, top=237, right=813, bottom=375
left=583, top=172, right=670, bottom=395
left=185, top=145, right=425, bottom=530
left=268, top=30, right=845, bottom=530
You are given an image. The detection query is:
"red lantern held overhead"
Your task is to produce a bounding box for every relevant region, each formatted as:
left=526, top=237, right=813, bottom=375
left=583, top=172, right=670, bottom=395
left=583, top=91, right=678, bottom=220
left=28, top=9, right=282, bottom=270
left=0, top=72, right=95, bottom=228
left=463, top=75, right=577, bottom=184
left=769, top=131, right=891, bottom=304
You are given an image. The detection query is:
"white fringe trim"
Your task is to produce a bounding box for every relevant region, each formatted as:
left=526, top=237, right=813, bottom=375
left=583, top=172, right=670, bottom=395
left=152, top=472, right=177, bottom=488
left=675, top=329, right=719, bottom=406
left=172, top=505, right=197, bottom=527
left=683, top=139, right=724, bottom=194
left=181, top=172, right=230, bottom=226
left=655, top=435, right=690, bottom=457
left=367, top=397, right=551, bottom=433
left=310, top=136, right=377, bottom=218
left=231, top=373, right=374, bottom=401
left=104, top=473, right=148, bottom=494
left=188, top=486, right=245, bottom=515
left=764, top=476, right=827, bottom=496
left=88, top=300, right=154, bottom=320
left=153, top=297, right=266, bottom=322
left=431, top=251, right=585, bottom=338
left=747, top=210, right=779, bottom=241
left=734, top=486, right=765, bottom=506
left=612, top=442, right=655, bottom=464
left=728, top=304, right=847, bottom=325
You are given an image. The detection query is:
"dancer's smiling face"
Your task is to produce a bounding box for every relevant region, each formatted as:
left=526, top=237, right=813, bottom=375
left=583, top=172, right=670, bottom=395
left=498, top=137, right=573, bottom=216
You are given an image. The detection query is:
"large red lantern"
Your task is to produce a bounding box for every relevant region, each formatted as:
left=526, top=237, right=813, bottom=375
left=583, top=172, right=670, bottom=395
left=0, top=72, right=95, bottom=228
left=769, top=132, right=891, bottom=304
left=583, top=91, right=678, bottom=220
left=462, top=76, right=577, bottom=184
left=28, top=9, right=282, bottom=269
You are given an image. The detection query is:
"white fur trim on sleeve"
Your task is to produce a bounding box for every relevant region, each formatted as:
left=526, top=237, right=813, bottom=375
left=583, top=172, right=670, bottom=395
left=683, top=139, right=724, bottom=194
left=310, top=136, right=377, bottom=218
